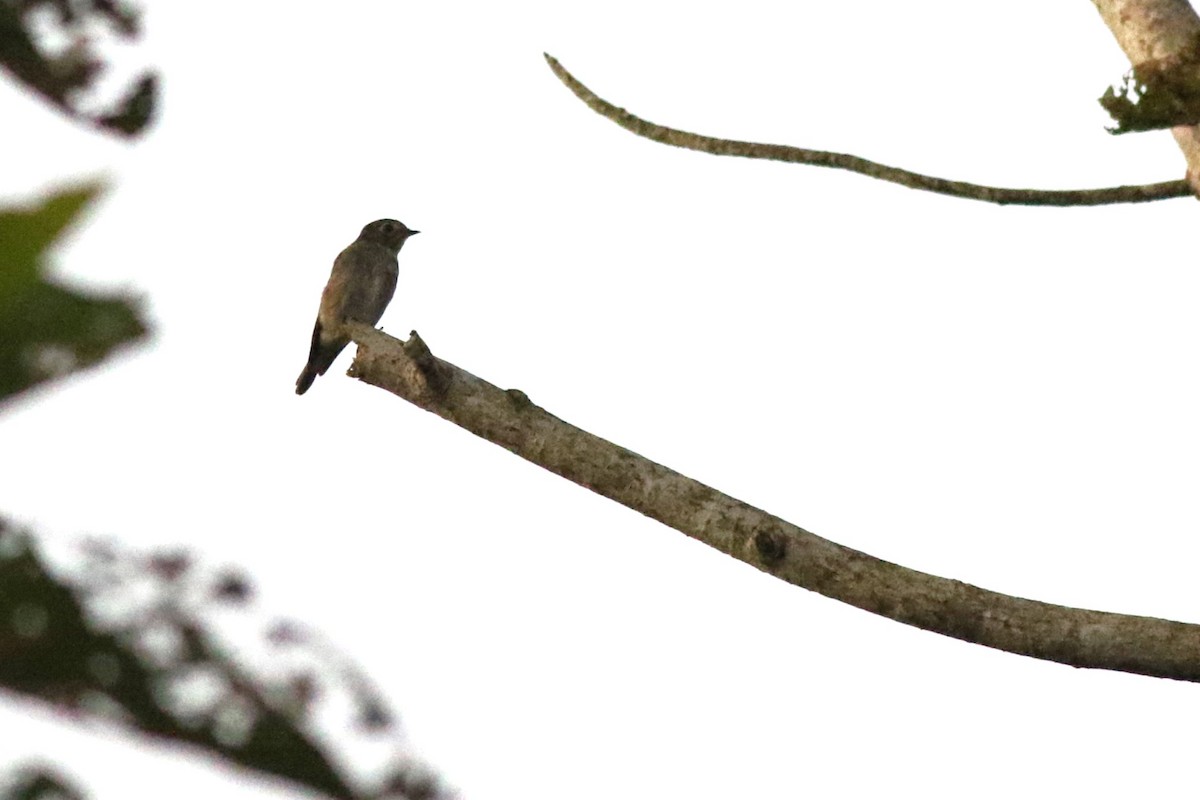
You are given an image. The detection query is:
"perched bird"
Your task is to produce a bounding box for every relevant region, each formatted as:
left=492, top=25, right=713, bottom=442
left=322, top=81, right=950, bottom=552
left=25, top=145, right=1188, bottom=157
left=295, top=219, right=419, bottom=395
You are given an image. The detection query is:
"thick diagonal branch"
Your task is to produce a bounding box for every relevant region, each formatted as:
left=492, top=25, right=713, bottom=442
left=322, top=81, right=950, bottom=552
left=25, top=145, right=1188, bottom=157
left=1092, top=0, right=1200, bottom=195
left=544, top=53, right=1190, bottom=206
left=348, top=324, right=1200, bottom=683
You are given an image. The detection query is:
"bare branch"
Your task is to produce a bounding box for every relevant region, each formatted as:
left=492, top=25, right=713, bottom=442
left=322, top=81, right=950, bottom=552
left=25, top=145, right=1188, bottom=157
left=349, top=324, right=1200, bottom=683
left=543, top=53, right=1190, bottom=206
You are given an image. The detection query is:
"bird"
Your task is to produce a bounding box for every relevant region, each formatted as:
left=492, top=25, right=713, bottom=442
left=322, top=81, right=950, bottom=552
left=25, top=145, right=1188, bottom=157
left=295, top=219, right=419, bottom=395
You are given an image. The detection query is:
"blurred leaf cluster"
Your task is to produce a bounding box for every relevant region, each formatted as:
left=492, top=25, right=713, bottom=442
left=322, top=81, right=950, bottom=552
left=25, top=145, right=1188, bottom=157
left=0, top=0, right=156, bottom=136
left=0, top=4, right=452, bottom=798
left=0, top=183, right=147, bottom=405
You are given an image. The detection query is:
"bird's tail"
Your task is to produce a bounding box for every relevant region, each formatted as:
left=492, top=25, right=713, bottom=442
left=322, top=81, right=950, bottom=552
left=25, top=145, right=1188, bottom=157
left=295, top=321, right=346, bottom=395
left=295, top=364, right=319, bottom=395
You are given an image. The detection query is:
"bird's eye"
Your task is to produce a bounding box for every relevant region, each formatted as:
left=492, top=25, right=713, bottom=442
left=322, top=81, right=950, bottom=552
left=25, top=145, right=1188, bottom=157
left=380, top=222, right=395, bottom=233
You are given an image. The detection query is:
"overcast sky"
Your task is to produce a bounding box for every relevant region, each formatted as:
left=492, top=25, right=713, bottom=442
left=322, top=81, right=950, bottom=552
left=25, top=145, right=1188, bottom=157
left=4, top=2, right=1200, bottom=798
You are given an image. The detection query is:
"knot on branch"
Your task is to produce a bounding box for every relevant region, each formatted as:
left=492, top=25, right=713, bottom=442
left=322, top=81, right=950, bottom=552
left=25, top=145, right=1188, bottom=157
left=401, top=330, right=450, bottom=401
left=753, top=525, right=787, bottom=566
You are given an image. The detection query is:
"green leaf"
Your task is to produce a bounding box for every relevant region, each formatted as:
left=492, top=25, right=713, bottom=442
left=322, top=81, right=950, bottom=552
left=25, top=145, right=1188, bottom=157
left=0, top=184, right=149, bottom=405
left=0, top=182, right=103, bottom=295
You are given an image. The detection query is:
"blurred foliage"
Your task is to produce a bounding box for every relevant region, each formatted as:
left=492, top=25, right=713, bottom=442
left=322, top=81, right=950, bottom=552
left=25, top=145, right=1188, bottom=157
left=0, top=521, right=452, bottom=799
left=0, top=0, right=156, bottom=136
left=1102, top=32, right=1200, bottom=133
left=0, top=4, right=453, bottom=797
left=0, top=183, right=147, bottom=405
left=0, top=763, right=86, bottom=800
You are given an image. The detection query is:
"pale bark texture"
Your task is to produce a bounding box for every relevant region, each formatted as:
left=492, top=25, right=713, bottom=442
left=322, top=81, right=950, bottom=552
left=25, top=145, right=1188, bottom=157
left=348, top=325, right=1200, bottom=683
left=1093, top=0, right=1200, bottom=193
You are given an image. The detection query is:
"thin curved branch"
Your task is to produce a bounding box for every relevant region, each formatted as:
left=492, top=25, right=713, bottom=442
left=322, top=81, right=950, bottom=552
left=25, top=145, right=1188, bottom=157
left=543, top=53, right=1190, bottom=206
left=349, top=324, right=1200, bottom=683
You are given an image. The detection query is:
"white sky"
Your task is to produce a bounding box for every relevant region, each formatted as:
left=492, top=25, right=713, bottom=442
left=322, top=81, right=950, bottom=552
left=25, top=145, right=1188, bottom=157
left=3, top=1, right=1200, bottom=798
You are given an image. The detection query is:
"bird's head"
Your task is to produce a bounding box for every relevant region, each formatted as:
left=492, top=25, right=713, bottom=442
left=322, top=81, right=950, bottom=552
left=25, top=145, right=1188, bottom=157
left=360, top=218, right=419, bottom=253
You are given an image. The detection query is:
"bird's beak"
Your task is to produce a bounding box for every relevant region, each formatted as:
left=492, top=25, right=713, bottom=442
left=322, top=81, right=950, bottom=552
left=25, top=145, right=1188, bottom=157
left=409, top=230, right=421, bottom=236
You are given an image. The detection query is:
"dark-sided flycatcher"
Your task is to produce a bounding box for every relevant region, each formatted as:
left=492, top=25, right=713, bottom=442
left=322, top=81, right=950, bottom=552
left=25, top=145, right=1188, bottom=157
left=295, top=219, right=419, bottom=395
